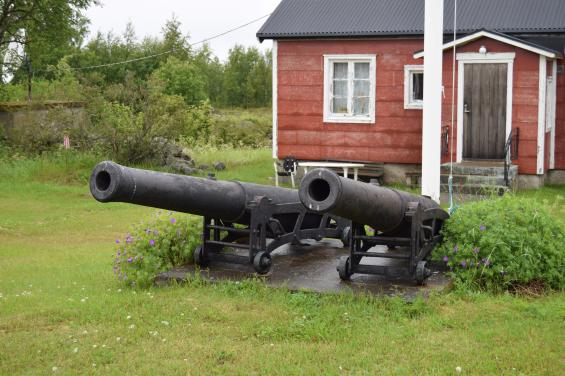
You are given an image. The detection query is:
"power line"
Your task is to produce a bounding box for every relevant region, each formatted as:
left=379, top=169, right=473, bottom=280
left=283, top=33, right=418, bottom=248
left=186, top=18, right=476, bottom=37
left=40, top=13, right=272, bottom=72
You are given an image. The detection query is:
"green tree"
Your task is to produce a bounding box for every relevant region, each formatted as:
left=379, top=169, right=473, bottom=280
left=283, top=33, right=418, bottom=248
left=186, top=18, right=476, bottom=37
left=161, top=15, right=191, bottom=61
left=150, top=56, right=206, bottom=106
left=193, top=43, right=224, bottom=105
left=0, top=0, right=97, bottom=80
left=223, top=45, right=271, bottom=107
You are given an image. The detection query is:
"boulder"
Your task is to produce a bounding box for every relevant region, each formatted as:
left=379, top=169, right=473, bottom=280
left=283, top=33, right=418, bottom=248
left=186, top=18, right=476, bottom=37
left=213, top=161, right=226, bottom=171
left=169, top=160, right=199, bottom=175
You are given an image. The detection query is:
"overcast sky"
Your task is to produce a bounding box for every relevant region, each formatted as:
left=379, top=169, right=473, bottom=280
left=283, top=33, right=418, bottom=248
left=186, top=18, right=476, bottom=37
left=85, top=0, right=281, bottom=62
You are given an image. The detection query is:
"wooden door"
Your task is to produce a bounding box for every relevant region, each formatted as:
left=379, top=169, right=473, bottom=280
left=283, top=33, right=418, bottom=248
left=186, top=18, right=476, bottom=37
left=463, top=63, right=507, bottom=160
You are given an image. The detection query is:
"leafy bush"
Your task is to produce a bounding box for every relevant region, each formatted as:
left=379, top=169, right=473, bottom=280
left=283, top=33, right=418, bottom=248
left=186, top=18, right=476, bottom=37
left=114, top=212, right=202, bottom=288
left=432, top=195, right=565, bottom=292
left=87, top=93, right=213, bottom=164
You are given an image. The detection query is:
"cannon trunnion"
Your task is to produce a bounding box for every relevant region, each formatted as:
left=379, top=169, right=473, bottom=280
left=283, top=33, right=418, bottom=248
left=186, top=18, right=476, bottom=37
left=299, top=168, right=449, bottom=284
left=90, top=161, right=345, bottom=274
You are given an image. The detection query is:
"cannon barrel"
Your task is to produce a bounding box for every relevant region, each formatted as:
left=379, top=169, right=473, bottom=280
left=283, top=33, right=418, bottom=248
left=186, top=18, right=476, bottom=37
left=299, top=168, right=441, bottom=234
left=90, top=161, right=300, bottom=223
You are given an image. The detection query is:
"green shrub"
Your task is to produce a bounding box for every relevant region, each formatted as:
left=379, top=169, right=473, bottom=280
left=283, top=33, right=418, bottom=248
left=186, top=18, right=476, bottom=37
left=432, top=195, right=565, bottom=292
left=114, top=212, right=202, bottom=288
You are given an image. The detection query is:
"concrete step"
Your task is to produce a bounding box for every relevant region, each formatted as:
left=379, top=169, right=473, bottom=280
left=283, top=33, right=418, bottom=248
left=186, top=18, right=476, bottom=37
left=441, top=163, right=518, bottom=177
left=440, top=174, right=510, bottom=187
left=440, top=183, right=509, bottom=195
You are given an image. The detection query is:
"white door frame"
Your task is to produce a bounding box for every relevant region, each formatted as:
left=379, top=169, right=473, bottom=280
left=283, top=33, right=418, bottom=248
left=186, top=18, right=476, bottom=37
left=456, top=52, right=515, bottom=162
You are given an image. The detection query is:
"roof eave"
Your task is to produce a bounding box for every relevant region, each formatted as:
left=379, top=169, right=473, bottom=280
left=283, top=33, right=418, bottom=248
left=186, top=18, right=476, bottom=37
left=412, top=30, right=563, bottom=59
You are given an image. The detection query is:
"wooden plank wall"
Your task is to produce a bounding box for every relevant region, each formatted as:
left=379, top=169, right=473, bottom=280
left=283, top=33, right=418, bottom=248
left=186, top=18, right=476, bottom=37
left=277, top=37, right=544, bottom=174
left=277, top=39, right=424, bottom=164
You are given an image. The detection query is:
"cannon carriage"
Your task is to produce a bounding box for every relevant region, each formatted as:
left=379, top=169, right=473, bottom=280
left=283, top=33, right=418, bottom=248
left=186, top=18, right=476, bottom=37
left=89, top=161, right=345, bottom=274
left=299, top=168, right=449, bottom=284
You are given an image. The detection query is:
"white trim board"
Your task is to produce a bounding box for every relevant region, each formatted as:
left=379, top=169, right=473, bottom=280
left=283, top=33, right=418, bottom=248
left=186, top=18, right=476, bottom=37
left=537, top=55, right=547, bottom=175
left=550, top=60, right=557, bottom=170
left=414, top=30, right=560, bottom=59
left=272, top=40, right=278, bottom=159
left=456, top=52, right=514, bottom=163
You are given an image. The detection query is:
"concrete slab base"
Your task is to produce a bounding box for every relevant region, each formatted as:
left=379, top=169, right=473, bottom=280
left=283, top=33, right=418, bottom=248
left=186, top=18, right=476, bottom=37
left=156, top=240, right=450, bottom=300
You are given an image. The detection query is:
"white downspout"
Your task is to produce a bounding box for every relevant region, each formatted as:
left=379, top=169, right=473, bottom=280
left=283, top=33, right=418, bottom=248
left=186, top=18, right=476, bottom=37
left=421, top=0, right=444, bottom=203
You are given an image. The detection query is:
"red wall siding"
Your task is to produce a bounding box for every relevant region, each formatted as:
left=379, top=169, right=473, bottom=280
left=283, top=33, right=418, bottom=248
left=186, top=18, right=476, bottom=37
left=277, top=37, right=544, bottom=174
left=277, top=39, right=424, bottom=164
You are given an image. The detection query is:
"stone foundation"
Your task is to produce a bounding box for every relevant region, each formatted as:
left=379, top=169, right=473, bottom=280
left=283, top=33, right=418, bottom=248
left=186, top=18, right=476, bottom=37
left=516, top=174, right=545, bottom=189
left=382, top=163, right=421, bottom=185
left=547, top=170, right=565, bottom=185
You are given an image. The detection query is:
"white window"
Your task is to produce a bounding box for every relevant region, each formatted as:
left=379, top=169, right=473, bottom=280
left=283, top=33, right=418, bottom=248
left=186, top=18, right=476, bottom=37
left=404, top=65, right=424, bottom=109
left=323, top=55, right=376, bottom=123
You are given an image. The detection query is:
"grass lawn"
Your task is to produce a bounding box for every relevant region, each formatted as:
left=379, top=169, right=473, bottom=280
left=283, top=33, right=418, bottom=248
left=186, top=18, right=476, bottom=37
left=0, top=148, right=564, bottom=375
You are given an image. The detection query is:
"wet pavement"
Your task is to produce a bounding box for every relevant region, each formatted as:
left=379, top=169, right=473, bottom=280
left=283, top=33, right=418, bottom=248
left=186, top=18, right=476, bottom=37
left=156, top=239, right=450, bottom=299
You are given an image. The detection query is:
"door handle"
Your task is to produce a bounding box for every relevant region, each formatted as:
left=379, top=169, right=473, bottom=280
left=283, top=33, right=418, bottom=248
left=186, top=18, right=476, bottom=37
left=464, top=103, right=471, bottom=113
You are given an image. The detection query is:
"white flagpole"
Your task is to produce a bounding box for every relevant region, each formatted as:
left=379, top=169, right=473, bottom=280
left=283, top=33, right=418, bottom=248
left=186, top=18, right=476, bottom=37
left=421, top=0, right=444, bottom=203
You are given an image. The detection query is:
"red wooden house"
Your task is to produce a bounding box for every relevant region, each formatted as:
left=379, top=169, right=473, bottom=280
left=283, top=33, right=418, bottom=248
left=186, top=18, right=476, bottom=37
left=257, top=0, right=565, bottom=188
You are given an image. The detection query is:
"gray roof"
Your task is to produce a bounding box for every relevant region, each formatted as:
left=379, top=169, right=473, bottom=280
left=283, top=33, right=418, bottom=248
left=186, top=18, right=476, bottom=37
left=257, top=0, right=565, bottom=41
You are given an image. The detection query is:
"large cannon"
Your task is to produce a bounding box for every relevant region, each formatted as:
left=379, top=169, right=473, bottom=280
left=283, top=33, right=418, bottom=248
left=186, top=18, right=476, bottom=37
left=90, top=161, right=345, bottom=274
left=299, top=168, right=449, bottom=283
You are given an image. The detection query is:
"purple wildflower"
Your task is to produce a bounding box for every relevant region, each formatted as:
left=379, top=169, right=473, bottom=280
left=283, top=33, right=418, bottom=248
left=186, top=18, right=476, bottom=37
left=170, top=218, right=176, bottom=224
left=442, top=256, right=449, bottom=263
left=115, top=239, right=120, bottom=244
left=126, top=236, right=133, bottom=244
left=149, top=239, right=155, bottom=246
left=473, top=247, right=480, bottom=254
left=460, top=260, right=467, bottom=268
left=480, top=225, right=486, bottom=231
left=153, top=230, right=159, bottom=236
left=453, top=245, right=459, bottom=253
left=117, top=251, right=121, bottom=256
left=145, top=229, right=151, bottom=235
left=483, top=258, right=491, bottom=266
left=127, top=257, right=133, bottom=263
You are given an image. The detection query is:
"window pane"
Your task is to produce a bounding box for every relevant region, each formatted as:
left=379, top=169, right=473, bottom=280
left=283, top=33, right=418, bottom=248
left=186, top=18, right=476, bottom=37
left=354, top=62, right=370, bottom=79
left=333, top=63, right=348, bottom=79
left=353, top=97, right=369, bottom=115
left=412, top=72, right=424, bottom=101
left=353, top=80, right=370, bottom=96
left=332, top=98, right=348, bottom=114
left=333, top=80, right=348, bottom=97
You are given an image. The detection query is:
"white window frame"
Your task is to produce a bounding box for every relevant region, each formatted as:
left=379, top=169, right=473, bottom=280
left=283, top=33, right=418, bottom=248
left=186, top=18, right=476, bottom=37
left=404, top=65, right=424, bottom=109
left=323, top=54, right=376, bottom=124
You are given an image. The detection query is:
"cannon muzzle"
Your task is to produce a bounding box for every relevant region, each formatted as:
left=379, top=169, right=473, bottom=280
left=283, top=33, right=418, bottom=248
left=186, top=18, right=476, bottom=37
left=299, top=168, right=441, bottom=234
left=90, top=161, right=299, bottom=223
